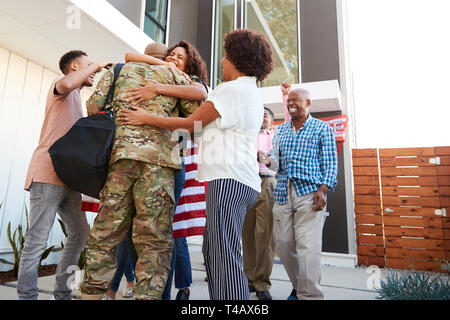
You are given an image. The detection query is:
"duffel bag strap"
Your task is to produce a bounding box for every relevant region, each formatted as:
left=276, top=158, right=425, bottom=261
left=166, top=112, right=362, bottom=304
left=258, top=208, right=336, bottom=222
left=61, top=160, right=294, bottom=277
left=102, top=63, right=124, bottom=113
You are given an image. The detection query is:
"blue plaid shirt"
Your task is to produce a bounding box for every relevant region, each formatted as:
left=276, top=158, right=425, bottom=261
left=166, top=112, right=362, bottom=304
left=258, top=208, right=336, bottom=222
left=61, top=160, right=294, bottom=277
left=270, top=115, right=338, bottom=205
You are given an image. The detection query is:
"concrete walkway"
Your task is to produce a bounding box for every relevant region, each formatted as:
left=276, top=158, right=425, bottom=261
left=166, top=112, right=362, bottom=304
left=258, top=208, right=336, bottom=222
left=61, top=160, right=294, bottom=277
left=0, top=244, right=380, bottom=300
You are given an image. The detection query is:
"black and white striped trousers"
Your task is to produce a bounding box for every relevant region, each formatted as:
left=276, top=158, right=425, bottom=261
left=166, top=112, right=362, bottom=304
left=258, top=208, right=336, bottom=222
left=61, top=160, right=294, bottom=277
left=202, top=178, right=259, bottom=300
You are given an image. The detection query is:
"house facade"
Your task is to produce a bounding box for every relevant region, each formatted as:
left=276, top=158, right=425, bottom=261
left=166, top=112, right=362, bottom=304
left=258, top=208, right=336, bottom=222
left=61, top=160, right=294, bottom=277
left=0, top=0, right=356, bottom=270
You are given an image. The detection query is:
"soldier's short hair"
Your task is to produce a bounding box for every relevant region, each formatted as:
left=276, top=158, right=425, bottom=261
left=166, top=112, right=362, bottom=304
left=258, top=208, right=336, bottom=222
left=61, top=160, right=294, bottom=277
left=59, top=50, right=87, bottom=75
left=144, top=42, right=169, bottom=60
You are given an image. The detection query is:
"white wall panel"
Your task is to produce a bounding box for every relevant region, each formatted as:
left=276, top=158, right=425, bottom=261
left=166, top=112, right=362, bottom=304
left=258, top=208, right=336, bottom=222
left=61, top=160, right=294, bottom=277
left=0, top=47, right=10, bottom=111
left=0, top=53, right=28, bottom=252
left=3, top=61, right=43, bottom=232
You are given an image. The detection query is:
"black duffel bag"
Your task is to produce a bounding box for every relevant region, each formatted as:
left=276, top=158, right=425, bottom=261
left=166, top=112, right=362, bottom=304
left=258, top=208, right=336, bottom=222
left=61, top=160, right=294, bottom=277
left=49, top=63, right=124, bottom=199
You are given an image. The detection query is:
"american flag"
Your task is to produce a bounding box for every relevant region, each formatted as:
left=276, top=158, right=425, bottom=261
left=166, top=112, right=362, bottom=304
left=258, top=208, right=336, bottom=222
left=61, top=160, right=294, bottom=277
left=173, top=140, right=206, bottom=238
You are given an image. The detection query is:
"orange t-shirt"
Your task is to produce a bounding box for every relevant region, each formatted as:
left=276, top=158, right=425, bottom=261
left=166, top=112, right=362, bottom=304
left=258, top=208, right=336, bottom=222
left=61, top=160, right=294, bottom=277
left=24, top=76, right=83, bottom=190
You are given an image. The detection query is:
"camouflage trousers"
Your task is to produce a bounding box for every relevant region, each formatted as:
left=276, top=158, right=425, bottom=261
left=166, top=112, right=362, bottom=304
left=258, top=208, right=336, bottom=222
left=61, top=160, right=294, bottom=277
left=79, top=159, right=175, bottom=300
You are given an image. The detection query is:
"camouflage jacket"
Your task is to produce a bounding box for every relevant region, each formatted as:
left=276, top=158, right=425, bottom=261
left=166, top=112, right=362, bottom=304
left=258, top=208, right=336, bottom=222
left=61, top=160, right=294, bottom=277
left=86, top=63, right=199, bottom=169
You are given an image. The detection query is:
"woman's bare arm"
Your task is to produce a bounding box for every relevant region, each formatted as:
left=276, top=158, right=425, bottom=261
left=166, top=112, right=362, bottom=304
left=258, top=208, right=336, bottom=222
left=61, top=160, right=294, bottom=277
left=125, top=52, right=170, bottom=66
left=151, top=81, right=207, bottom=101
left=124, top=80, right=207, bottom=105
left=117, top=101, right=219, bottom=132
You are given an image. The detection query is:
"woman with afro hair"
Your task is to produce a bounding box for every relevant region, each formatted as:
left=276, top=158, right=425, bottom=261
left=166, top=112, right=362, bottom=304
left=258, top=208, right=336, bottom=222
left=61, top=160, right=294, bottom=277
left=118, top=29, right=274, bottom=300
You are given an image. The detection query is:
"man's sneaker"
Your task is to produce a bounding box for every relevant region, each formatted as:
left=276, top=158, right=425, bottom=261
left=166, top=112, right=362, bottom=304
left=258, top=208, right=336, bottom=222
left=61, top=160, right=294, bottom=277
left=287, top=289, right=298, bottom=300
left=176, top=289, right=190, bottom=300
left=121, top=287, right=134, bottom=298
left=256, top=291, right=272, bottom=300
left=101, top=294, right=113, bottom=300
left=248, top=285, right=256, bottom=293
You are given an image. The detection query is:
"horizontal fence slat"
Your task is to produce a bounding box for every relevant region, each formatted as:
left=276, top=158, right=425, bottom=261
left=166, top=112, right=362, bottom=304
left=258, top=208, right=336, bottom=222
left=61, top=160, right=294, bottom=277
left=438, top=156, right=450, bottom=165
left=382, top=196, right=441, bottom=207
left=357, top=245, right=385, bottom=257
left=437, top=166, right=450, bottom=176
left=440, top=197, right=450, bottom=207
left=357, top=235, right=384, bottom=246
left=354, top=195, right=381, bottom=205
left=379, top=148, right=435, bottom=157
left=356, top=224, right=383, bottom=235
left=385, top=247, right=447, bottom=260
left=381, top=176, right=438, bottom=187
left=438, top=175, right=450, bottom=186
left=354, top=186, right=380, bottom=195
left=386, top=258, right=447, bottom=273
left=352, top=157, right=379, bottom=167
left=352, top=149, right=377, bottom=158
left=380, top=156, right=441, bottom=167
left=384, top=226, right=444, bottom=239
left=354, top=204, right=382, bottom=215
left=353, top=167, right=380, bottom=176
left=444, top=229, right=450, bottom=240
left=382, top=186, right=439, bottom=197
left=436, top=146, right=450, bottom=156
left=381, top=206, right=440, bottom=217
left=380, top=167, right=438, bottom=177
left=385, top=237, right=445, bottom=251
left=379, top=156, right=450, bottom=167
left=444, top=218, right=450, bottom=229
left=383, top=216, right=443, bottom=228
left=353, top=176, right=380, bottom=186
left=355, top=214, right=383, bottom=225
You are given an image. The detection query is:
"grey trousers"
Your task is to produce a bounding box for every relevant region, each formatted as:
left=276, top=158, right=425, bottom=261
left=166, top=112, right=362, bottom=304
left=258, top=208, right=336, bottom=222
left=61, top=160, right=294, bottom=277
left=273, top=185, right=327, bottom=300
left=17, top=182, right=90, bottom=300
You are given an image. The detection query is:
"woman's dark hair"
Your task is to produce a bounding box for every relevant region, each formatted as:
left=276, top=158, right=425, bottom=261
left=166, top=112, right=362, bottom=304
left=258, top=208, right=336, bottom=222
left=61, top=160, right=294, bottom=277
left=168, top=40, right=209, bottom=85
left=59, top=50, right=87, bottom=75
left=224, top=29, right=273, bottom=82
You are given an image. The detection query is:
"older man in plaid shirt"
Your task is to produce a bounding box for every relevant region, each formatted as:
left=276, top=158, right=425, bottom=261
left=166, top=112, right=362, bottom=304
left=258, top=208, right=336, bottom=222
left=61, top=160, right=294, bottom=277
left=264, top=87, right=338, bottom=300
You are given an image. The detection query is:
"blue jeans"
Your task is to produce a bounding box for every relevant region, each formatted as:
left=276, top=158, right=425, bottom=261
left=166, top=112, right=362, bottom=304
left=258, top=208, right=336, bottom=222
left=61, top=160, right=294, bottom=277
left=109, top=227, right=135, bottom=292
left=162, top=162, right=193, bottom=300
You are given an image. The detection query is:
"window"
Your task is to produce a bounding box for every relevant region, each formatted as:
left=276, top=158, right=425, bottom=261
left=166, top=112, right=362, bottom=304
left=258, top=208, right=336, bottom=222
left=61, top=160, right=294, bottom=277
left=144, top=0, right=169, bottom=44
left=244, top=0, right=299, bottom=87
left=212, top=0, right=236, bottom=88
left=212, top=0, right=300, bottom=88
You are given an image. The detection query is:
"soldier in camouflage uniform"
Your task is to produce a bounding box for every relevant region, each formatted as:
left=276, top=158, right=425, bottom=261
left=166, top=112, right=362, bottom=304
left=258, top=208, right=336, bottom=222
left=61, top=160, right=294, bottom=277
left=79, top=47, right=198, bottom=300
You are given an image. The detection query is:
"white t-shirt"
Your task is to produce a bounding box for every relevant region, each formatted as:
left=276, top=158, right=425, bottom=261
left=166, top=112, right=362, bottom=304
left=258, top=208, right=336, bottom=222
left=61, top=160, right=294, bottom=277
left=196, top=76, right=264, bottom=193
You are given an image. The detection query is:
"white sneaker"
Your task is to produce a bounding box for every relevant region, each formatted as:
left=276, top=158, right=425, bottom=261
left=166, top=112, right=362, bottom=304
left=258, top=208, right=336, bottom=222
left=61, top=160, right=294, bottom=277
left=49, top=294, right=55, bottom=300
left=101, top=294, right=113, bottom=300
left=121, top=287, right=134, bottom=298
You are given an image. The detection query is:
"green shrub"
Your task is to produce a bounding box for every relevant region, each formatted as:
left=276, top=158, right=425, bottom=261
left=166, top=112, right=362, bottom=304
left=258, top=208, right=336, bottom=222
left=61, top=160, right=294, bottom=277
left=0, top=204, right=58, bottom=277
left=376, top=269, right=450, bottom=300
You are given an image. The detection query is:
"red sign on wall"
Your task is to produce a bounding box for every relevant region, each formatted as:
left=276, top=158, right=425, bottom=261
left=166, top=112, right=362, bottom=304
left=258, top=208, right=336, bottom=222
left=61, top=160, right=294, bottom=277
left=320, top=115, right=349, bottom=142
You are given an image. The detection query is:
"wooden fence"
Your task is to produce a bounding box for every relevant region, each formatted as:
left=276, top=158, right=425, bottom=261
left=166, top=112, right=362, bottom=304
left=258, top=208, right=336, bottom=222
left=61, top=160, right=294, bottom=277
left=352, top=147, right=450, bottom=273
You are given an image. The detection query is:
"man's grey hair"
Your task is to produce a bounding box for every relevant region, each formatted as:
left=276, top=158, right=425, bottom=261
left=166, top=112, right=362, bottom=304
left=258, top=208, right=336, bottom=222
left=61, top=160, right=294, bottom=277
left=290, top=87, right=312, bottom=101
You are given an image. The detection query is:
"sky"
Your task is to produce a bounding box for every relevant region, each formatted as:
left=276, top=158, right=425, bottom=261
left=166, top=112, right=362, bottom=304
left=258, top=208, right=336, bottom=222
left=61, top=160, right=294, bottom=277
left=346, top=0, right=450, bottom=148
